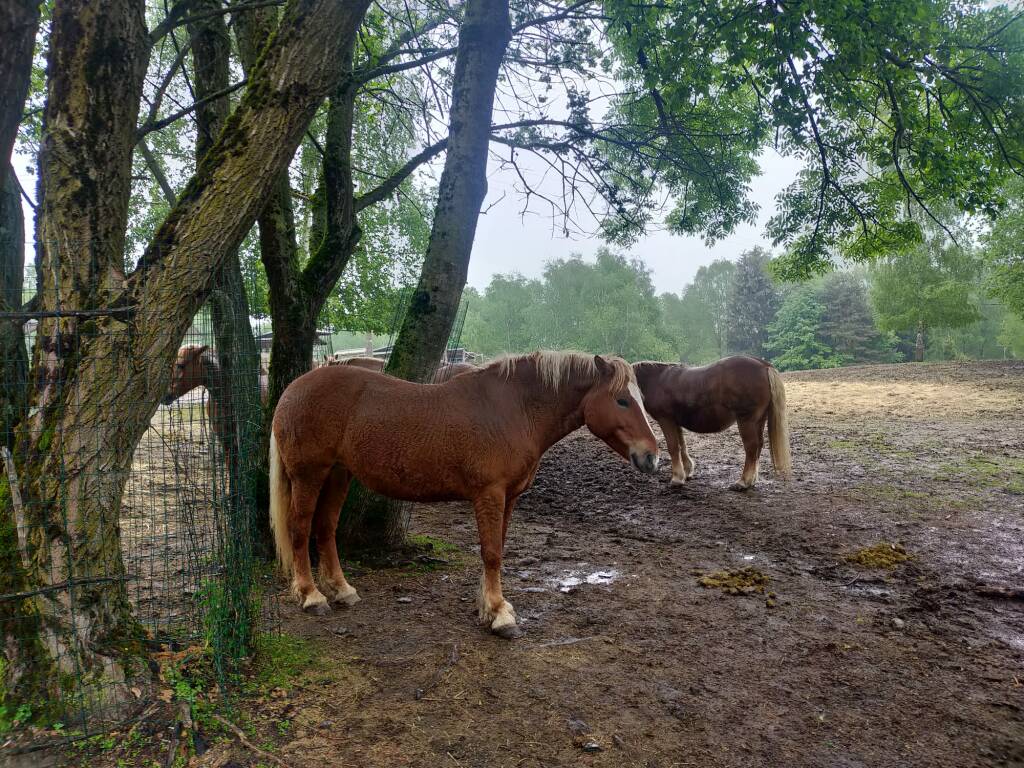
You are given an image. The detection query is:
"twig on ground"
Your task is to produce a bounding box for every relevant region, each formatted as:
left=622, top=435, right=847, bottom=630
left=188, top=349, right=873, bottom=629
left=414, top=642, right=460, bottom=700
left=212, top=713, right=298, bottom=768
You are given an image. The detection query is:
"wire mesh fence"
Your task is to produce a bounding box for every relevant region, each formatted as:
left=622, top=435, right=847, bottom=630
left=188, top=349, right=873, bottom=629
left=0, top=240, right=472, bottom=751
left=0, top=287, right=272, bottom=748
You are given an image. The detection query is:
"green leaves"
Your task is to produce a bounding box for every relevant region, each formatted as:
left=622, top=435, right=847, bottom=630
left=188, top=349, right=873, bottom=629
left=982, top=178, right=1024, bottom=320
left=602, top=0, right=1024, bottom=274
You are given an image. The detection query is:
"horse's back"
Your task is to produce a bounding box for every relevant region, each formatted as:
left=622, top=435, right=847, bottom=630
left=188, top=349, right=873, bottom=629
left=272, top=365, right=528, bottom=500
left=641, top=356, right=773, bottom=432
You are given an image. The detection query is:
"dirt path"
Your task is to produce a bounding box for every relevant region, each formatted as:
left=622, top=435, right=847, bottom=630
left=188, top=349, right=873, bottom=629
left=206, top=362, right=1023, bottom=767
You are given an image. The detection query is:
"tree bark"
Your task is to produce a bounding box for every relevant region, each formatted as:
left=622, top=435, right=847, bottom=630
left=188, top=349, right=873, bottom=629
left=189, top=0, right=262, bottom=519
left=339, top=0, right=510, bottom=553
left=2, top=0, right=372, bottom=715
left=0, top=0, right=40, bottom=164
left=0, top=0, right=45, bottom=711
left=385, top=0, right=511, bottom=382
left=1, top=165, right=28, bottom=451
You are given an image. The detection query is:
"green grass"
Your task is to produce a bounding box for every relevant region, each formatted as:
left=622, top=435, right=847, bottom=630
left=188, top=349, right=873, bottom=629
left=937, top=454, right=1024, bottom=490
left=247, top=633, right=320, bottom=693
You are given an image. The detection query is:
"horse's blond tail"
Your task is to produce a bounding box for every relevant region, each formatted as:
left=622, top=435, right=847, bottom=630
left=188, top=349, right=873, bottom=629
left=269, top=431, right=293, bottom=576
left=766, top=366, right=793, bottom=481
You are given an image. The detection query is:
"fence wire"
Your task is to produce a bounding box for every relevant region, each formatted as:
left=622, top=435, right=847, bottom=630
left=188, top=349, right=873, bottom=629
left=0, top=250, right=470, bottom=752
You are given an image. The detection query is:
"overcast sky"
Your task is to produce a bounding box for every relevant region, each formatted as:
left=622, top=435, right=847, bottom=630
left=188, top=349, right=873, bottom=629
left=13, top=144, right=803, bottom=298
left=468, top=148, right=804, bottom=295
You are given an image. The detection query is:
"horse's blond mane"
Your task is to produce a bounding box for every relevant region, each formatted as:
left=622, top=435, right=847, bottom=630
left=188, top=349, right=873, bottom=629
left=488, top=350, right=634, bottom=392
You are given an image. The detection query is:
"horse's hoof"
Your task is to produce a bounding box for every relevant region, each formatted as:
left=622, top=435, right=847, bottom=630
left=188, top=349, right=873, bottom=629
left=491, top=622, right=524, bottom=640
left=303, top=600, right=331, bottom=616
left=730, top=482, right=752, bottom=492
left=333, top=590, right=360, bottom=607
left=670, top=476, right=687, bottom=486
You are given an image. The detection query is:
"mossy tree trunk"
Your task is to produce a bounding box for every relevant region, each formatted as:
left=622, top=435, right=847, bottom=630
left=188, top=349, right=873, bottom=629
left=341, top=0, right=511, bottom=552
left=0, top=0, right=372, bottom=714
left=0, top=0, right=45, bottom=710
left=189, top=0, right=263, bottom=536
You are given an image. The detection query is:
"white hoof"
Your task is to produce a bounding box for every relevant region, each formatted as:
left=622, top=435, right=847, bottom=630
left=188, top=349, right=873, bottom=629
left=490, top=603, right=520, bottom=638
left=302, top=590, right=331, bottom=615
left=670, top=475, right=687, bottom=486
left=330, top=584, right=360, bottom=607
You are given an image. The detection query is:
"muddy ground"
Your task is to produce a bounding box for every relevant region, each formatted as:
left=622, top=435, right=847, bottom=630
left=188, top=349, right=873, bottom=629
left=76, top=362, right=1024, bottom=767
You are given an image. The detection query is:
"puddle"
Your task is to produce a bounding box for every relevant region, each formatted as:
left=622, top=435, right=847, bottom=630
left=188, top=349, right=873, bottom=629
left=552, top=568, right=620, bottom=593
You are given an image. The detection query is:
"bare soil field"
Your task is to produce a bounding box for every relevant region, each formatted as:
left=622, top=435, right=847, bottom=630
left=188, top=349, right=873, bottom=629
left=74, top=361, right=1024, bottom=768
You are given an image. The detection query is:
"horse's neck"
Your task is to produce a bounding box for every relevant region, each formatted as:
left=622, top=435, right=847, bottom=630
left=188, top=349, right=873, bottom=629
left=501, top=361, right=590, bottom=454
left=199, top=353, right=230, bottom=409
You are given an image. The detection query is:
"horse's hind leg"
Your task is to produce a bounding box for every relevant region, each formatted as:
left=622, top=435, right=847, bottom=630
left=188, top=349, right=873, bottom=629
left=474, top=487, right=520, bottom=639
left=289, top=476, right=331, bottom=614
left=313, top=466, right=359, bottom=607
left=732, top=418, right=766, bottom=491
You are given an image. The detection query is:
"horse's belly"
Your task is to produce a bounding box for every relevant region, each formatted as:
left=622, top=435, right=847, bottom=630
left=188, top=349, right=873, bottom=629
left=677, top=406, right=735, bottom=433
left=340, top=447, right=475, bottom=503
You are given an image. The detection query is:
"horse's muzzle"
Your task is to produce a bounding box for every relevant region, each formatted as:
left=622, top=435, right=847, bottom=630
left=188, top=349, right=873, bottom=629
left=630, top=450, right=659, bottom=475
left=160, top=393, right=175, bottom=406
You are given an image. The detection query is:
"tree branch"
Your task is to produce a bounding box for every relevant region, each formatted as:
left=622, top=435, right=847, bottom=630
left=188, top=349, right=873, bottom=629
left=353, top=137, right=449, bottom=212
left=138, top=140, right=178, bottom=205
left=136, top=78, right=247, bottom=137
left=150, top=0, right=285, bottom=43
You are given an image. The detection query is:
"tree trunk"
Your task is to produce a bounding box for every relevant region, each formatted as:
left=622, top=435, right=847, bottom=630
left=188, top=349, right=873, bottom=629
left=0, top=0, right=40, bottom=163
left=384, top=0, right=511, bottom=382
left=189, top=0, right=263, bottom=541
left=0, top=0, right=37, bottom=444
left=1, top=164, right=28, bottom=450
left=1, top=0, right=373, bottom=715
left=338, top=0, right=510, bottom=553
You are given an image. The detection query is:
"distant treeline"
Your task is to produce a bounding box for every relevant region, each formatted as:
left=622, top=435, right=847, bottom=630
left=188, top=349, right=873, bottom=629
left=460, top=242, right=1024, bottom=370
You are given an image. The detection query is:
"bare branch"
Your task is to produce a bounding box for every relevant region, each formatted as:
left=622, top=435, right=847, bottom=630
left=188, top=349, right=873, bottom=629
left=136, top=79, right=248, bottom=138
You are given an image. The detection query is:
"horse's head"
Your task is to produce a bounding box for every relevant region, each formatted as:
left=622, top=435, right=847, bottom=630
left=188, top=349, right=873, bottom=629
left=582, top=355, right=659, bottom=475
left=162, top=345, right=210, bottom=405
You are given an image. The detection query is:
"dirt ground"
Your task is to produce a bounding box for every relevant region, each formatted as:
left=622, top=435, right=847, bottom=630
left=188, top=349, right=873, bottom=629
left=70, top=361, right=1024, bottom=767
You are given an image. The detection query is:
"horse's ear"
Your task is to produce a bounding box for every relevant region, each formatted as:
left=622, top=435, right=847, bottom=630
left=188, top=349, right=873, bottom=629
left=594, top=355, right=612, bottom=377
left=192, top=344, right=211, bottom=359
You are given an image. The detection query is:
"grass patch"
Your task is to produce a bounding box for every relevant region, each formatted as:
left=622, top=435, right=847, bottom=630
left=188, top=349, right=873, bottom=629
left=1005, top=479, right=1024, bottom=496
left=248, top=633, right=320, bottom=693
left=845, top=542, right=912, bottom=569
left=937, top=453, right=1024, bottom=487
left=697, top=567, right=770, bottom=595
left=339, top=533, right=464, bottom=575
left=406, top=533, right=461, bottom=564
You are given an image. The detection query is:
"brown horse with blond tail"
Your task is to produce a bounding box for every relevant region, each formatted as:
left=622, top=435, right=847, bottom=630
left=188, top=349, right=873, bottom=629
left=270, top=351, right=659, bottom=638
left=633, top=356, right=792, bottom=490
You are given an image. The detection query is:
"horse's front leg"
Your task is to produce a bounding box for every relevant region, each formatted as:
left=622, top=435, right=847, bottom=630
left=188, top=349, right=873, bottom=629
left=473, top=487, right=520, bottom=639
left=657, top=418, right=688, bottom=485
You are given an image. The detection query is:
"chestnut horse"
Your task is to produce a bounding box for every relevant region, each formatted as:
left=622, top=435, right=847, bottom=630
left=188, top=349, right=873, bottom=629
left=432, top=361, right=476, bottom=383
left=163, top=345, right=268, bottom=459
left=328, top=355, right=386, bottom=371
left=270, top=351, right=659, bottom=638
left=633, top=356, right=791, bottom=490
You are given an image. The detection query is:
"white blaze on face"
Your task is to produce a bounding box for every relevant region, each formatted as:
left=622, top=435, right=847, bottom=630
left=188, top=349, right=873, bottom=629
left=628, top=381, right=658, bottom=447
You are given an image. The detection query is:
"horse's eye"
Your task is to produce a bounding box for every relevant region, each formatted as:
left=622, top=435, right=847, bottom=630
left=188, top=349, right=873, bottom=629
left=176, top=363, right=185, bottom=370
left=616, top=397, right=630, bottom=408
